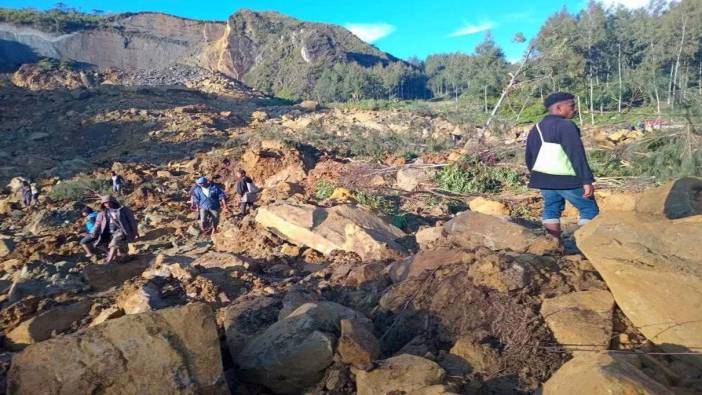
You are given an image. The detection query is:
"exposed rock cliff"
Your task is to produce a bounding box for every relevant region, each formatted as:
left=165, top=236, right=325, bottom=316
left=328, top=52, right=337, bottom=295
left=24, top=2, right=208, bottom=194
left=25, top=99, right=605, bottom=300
left=0, top=9, right=397, bottom=97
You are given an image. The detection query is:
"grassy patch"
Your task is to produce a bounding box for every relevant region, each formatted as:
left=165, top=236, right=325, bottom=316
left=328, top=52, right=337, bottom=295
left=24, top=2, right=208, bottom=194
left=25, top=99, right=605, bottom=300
left=49, top=176, right=111, bottom=201
left=436, top=155, right=527, bottom=194
left=314, top=180, right=337, bottom=200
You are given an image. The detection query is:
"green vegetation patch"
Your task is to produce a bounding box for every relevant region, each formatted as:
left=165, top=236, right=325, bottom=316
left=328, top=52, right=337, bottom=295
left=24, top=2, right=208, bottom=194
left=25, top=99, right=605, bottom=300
left=49, top=176, right=112, bottom=201
left=436, top=155, right=526, bottom=194
left=0, top=8, right=110, bottom=33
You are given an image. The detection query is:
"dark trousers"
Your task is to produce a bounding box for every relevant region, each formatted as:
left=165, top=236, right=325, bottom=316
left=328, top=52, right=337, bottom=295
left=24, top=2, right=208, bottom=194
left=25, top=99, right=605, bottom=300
left=240, top=202, right=253, bottom=215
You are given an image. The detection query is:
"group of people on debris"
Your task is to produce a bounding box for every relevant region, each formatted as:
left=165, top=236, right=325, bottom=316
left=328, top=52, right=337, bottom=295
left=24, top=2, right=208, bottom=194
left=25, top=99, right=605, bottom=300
left=73, top=91, right=595, bottom=263
left=78, top=168, right=258, bottom=263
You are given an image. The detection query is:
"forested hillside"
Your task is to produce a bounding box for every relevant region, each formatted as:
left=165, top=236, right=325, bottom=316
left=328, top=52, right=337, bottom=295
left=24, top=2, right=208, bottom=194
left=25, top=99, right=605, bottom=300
left=312, top=0, right=702, bottom=117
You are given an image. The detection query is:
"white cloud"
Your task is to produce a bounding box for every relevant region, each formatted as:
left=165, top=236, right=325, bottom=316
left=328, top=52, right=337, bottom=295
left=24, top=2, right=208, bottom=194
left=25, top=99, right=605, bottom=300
left=345, top=23, right=396, bottom=43
left=448, top=22, right=495, bottom=38
left=600, top=0, right=651, bottom=9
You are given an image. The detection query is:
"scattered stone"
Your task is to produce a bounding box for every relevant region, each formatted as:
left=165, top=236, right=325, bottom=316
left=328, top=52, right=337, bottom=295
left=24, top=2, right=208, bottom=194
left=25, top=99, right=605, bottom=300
left=192, top=251, right=256, bottom=270
left=83, top=259, right=150, bottom=291
left=0, top=236, right=15, bottom=258
left=298, top=100, right=319, bottom=111
left=235, top=301, right=370, bottom=393
left=415, top=226, right=445, bottom=250
left=89, top=306, right=125, bottom=327
left=468, top=197, right=510, bottom=216
left=338, top=318, right=380, bottom=370
left=540, top=290, right=614, bottom=354
left=440, top=334, right=500, bottom=376
left=388, top=248, right=474, bottom=283
left=397, top=167, right=437, bottom=192
left=7, top=261, right=87, bottom=303
left=7, top=304, right=228, bottom=394
left=328, top=187, right=355, bottom=202
left=5, top=300, right=93, bottom=350
left=541, top=352, right=674, bottom=395
left=220, top=295, right=281, bottom=357
left=354, top=354, right=446, bottom=395
left=526, top=235, right=561, bottom=255
left=280, top=244, right=301, bottom=257
left=443, top=211, right=537, bottom=252
left=255, top=203, right=407, bottom=261
left=116, top=281, right=168, bottom=314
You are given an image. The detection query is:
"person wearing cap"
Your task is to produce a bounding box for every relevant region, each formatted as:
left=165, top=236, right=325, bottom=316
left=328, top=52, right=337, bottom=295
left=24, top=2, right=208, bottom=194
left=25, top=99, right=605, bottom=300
left=525, top=92, right=599, bottom=240
left=91, top=195, right=139, bottom=263
left=190, top=176, right=228, bottom=235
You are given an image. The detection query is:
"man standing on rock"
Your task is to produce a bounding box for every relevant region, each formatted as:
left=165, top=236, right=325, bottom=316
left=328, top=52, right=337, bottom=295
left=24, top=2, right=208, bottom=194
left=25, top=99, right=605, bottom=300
left=92, top=195, right=139, bottom=263
left=525, top=92, right=599, bottom=239
left=191, top=176, right=228, bottom=235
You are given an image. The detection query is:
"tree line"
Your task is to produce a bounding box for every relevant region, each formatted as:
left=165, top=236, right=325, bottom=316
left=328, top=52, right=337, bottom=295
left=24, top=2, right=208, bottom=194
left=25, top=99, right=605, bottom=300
left=311, top=0, right=702, bottom=118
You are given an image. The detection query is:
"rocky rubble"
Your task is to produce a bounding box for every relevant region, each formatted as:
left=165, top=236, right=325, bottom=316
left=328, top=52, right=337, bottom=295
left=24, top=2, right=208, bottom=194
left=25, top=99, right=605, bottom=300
left=1, top=67, right=701, bottom=394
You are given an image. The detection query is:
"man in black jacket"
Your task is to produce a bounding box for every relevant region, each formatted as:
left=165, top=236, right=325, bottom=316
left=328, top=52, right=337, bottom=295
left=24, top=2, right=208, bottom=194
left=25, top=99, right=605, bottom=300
left=235, top=169, right=257, bottom=216
left=525, top=92, right=599, bottom=239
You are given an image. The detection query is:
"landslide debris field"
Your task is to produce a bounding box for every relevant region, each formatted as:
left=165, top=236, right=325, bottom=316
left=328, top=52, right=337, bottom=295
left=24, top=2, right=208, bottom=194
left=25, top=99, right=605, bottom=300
left=0, top=64, right=701, bottom=395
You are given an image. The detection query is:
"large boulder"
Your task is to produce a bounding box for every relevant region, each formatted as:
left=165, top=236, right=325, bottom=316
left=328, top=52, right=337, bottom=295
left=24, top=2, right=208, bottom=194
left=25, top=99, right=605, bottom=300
left=255, top=203, right=407, bottom=261
left=235, top=301, right=370, bottom=393
left=576, top=204, right=702, bottom=362
left=5, top=300, right=92, bottom=350
left=7, top=303, right=228, bottom=394
left=541, top=352, right=673, bottom=394
left=443, top=211, right=538, bottom=252
left=635, top=177, right=702, bottom=219
left=354, top=354, right=446, bottom=395
left=540, top=290, right=614, bottom=354
left=219, top=295, right=281, bottom=357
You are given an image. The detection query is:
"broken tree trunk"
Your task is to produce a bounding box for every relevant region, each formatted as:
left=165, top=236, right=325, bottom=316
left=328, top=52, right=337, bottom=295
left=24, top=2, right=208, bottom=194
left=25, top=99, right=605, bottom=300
left=483, top=44, right=535, bottom=131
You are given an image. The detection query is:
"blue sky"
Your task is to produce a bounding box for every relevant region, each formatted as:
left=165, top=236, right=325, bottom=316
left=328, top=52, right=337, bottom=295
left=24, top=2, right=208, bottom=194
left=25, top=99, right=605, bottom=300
left=1, top=0, right=648, bottom=61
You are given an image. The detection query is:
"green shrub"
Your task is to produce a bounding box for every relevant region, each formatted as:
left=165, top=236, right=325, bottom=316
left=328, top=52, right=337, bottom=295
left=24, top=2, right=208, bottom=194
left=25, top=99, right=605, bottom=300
left=436, top=155, right=526, bottom=194
left=49, top=176, right=111, bottom=201
left=314, top=180, right=337, bottom=200
left=353, top=190, right=399, bottom=216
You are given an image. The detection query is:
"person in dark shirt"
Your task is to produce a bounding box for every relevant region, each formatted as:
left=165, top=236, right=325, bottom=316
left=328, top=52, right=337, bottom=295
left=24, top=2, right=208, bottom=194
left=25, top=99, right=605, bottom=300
left=235, top=169, right=258, bottom=216
left=525, top=92, right=599, bottom=239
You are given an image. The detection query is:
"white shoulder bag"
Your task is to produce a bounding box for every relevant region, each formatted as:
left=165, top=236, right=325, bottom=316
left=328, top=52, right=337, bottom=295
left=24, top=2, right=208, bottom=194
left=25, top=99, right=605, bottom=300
left=531, top=123, right=576, bottom=176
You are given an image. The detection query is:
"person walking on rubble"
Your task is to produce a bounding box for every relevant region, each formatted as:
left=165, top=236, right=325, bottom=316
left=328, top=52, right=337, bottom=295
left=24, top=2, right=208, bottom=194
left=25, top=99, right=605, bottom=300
left=79, top=206, right=99, bottom=258
left=111, top=171, right=125, bottom=195
left=525, top=92, right=599, bottom=240
left=235, top=169, right=259, bottom=216
left=20, top=181, right=32, bottom=208
left=190, top=176, right=229, bottom=235
left=30, top=182, right=39, bottom=206
left=92, top=195, right=139, bottom=263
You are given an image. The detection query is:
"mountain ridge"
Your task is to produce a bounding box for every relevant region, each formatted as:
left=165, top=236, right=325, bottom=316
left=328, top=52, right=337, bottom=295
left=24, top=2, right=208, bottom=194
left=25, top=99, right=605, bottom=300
left=0, top=8, right=400, bottom=98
